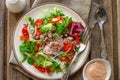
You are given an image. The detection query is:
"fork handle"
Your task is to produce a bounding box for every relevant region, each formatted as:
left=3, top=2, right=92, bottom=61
left=61, top=53, right=78, bottom=80
left=99, top=23, right=108, bottom=59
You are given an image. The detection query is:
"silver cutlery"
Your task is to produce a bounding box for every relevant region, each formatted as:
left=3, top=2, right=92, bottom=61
left=61, top=2, right=100, bottom=80
left=95, top=7, right=108, bottom=59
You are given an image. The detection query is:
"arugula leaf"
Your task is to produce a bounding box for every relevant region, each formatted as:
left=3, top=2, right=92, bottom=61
left=56, top=23, right=65, bottom=35
left=27, top=57, right=35, bottom=65
left=64, top=17, right=72, bottom=27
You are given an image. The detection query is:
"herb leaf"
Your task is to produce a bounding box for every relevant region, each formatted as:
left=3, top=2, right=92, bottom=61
left=19, top=40, right=36, bottom=53
left=20, top=55, right=27, bottom=62
left=27, top=57, right=35, bottom=65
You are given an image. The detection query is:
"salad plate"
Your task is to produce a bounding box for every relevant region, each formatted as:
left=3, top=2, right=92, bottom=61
left=13, top=3, right=90, bottom=80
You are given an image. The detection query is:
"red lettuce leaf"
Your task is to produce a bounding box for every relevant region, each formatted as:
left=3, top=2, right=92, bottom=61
left=67, top=21, right=84, bottom=36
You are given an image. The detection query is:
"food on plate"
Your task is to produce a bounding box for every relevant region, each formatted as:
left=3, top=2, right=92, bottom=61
left=85, top=61, right=107, bottom=80
left=19, top=7, right=84, bottom=74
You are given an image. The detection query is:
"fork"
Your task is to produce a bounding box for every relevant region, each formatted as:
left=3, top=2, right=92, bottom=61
left=61, top=26, right=92, bottom=80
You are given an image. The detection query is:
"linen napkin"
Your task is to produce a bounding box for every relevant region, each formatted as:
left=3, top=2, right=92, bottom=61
left=9, top=0, right=99, bottom=79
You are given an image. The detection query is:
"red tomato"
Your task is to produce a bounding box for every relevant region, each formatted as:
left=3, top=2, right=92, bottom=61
left=34, top=43, right=40, bottom=53
left=22, top=24, right=29, bottom=36
left=38, top=66, right=45, bottom=73
left=74, top=33, right=80, bottom=44
left=35, top=19, right=43, bottom=28
left=63, top=43, right=75, bottom=52
left=33, top=63, right=45, bottom=73
left=45, top=67, right=51, bottom=74
left=33, top=28, right=42, bottom=40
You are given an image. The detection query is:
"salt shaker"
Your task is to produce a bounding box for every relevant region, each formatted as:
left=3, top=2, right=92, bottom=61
left=6, top=0, right=26, bottom=13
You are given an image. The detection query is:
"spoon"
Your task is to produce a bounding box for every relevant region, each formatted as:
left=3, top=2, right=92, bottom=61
left=95, top=7, right=107, bottom=59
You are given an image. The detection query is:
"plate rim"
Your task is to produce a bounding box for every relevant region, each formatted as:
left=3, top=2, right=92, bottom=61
left=13, top=2, right=89, bottom=80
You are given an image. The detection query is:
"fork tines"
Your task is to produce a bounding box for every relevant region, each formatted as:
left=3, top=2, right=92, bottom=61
left=82, top=25, right=92, bottom=44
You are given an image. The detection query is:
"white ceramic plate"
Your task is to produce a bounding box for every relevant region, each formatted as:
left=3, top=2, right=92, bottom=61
left=13, top=3, right=90, bottom=80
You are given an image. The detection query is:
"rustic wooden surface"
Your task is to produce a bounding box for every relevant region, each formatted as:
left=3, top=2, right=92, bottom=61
left=117, top=0, right=120, bottom=79
left=0, top=0, right=4, bottom=80
left=3, top=0, right=119, bottom=80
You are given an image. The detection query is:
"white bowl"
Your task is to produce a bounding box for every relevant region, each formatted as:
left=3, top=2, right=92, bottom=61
left=83, top=58, right=111, bottom=80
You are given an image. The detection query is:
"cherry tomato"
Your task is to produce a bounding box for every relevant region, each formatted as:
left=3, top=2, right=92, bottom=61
left=45, top=67, right=51, bottom=74
left=34, top=43, right=40, bottom=53
left=33, top=63, right=45, bottom=73
left=74, top=33, right=80, bottom=44
left=38, top=66, right=45, bottom=73
left=22, top=24, right=29, bottom=36
left=63, top=43, right=75, bottom=52
left=35, top=19, right=43, bottom=28
left=33, top=28, right=42, bottom=40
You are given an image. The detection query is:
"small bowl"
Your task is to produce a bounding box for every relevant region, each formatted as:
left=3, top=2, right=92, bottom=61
left=82, top=58, right=111, bottom=80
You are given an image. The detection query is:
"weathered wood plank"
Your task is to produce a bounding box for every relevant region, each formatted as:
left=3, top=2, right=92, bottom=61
left=5, top=0, right=31, bottom=80
left=103, top=1, right=114, bottom=80
left=117, top=0, right=120, bottom=79
left=0, top=0, right=4, bottom=9
left=111, top=0, right=119, bottom=80
left=0, top=0, right=4, bottom=80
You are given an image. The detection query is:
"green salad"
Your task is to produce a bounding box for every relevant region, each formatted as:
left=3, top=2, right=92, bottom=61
left=19, top=7, right=85, bottom=74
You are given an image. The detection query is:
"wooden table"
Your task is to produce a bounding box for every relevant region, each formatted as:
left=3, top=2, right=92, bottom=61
left=1, top=0, right=119, bottom=80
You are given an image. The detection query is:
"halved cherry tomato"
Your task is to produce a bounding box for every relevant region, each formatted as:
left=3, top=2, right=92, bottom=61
left=74, top=33, right=80, bottom=44
left=63, top=43, right=75, bottom=52
left=34, top=43, right=40, bottom=53
left=20, top=35, right=29, bottom=40
left=33, top=28, right=42, bottom=40
left=22, top=24, right=29, bottom=36
left=33, top=63, right=45, bottom=73
left=45, top=67, right=51, bottom=74
left=35, top=19, right=43, bottom=28
left=38, top=66, right=45, bottom=73
left=50, top=16, right=63, bottom=23
left=20, top=24, right=29, bottom=40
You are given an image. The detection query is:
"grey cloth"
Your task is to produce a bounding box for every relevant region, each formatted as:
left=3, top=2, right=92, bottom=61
left=9, top=0, right=99, bottom=79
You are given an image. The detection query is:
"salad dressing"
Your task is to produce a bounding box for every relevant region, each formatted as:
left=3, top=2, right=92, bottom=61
left=86, top=61, right=107, bottom=80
